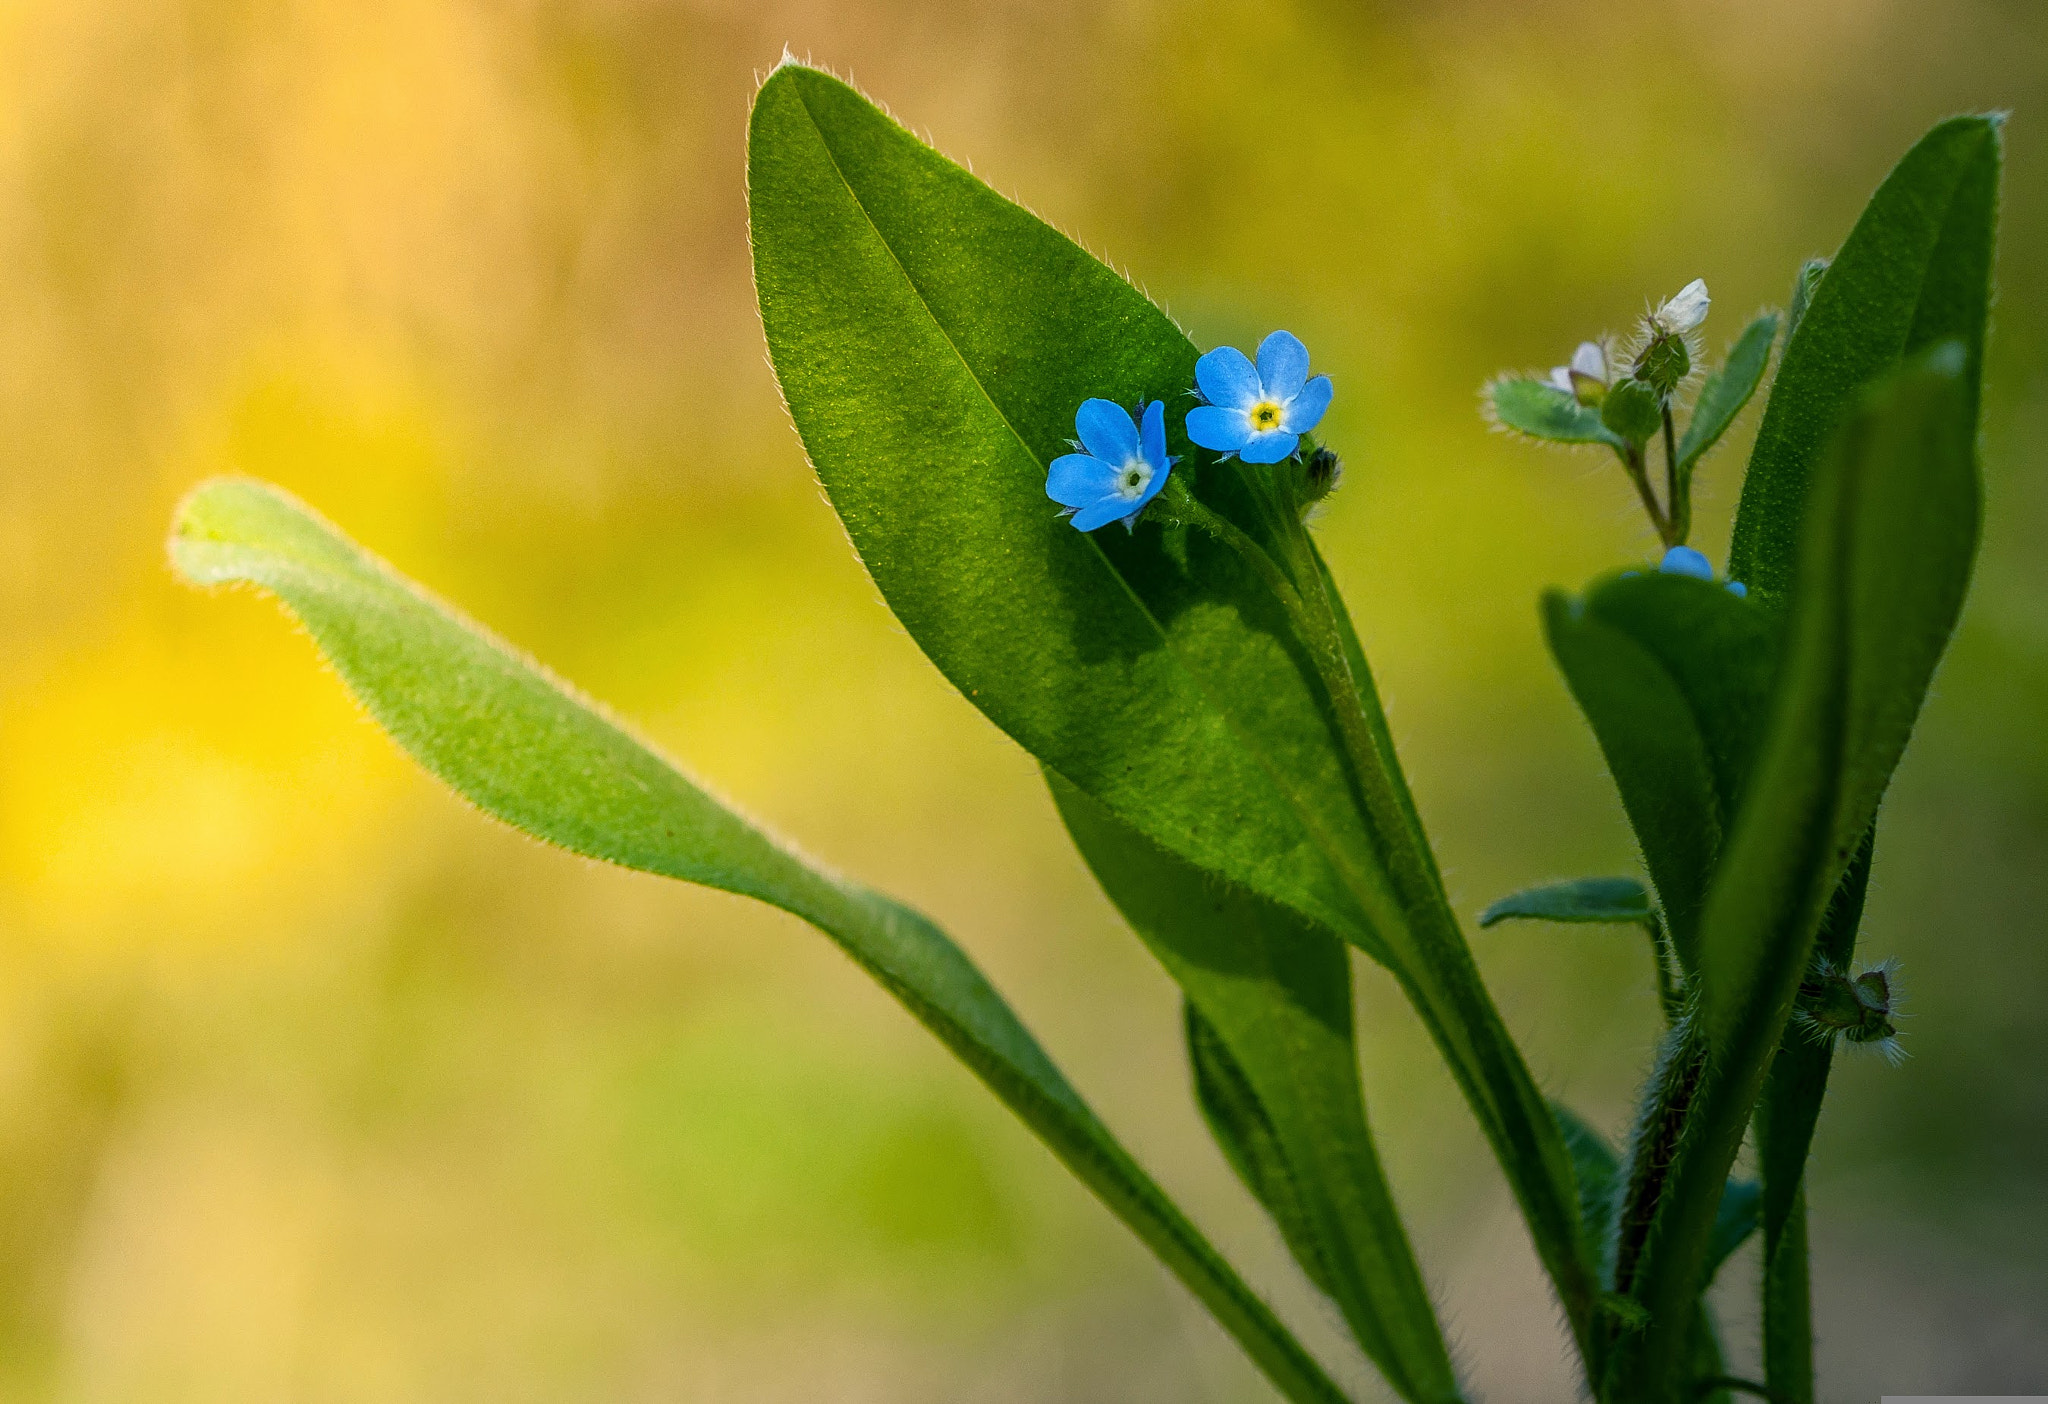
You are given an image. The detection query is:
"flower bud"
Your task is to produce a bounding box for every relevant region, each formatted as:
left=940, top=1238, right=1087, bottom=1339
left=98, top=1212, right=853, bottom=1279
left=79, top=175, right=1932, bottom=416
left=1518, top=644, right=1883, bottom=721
left=1633, top=333, right=1691, bottom=397
left=1302, top=444, right=1343, bottom=502
left=1600, top=377, right=1662, bottom=444
left=1796, top=960, right=1900, bottom=1051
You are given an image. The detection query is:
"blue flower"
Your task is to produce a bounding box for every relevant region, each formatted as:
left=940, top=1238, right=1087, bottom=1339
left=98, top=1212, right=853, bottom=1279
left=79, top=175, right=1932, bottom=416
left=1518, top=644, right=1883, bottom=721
left=1047, top=398, right=1174, bottom=532
left=1186, top=330, right=1333, bottom=464
left=1660, top=545, right=1748, bottom=597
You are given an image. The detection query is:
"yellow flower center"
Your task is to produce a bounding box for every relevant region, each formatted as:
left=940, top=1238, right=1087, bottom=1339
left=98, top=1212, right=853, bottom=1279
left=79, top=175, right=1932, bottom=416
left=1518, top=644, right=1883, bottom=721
left=1250, top=401, right=1284, bottom=431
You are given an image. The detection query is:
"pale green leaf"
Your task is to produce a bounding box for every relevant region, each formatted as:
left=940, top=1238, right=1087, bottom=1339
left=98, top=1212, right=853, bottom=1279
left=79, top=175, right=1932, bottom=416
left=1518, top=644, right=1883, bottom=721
left=1489, top=377, right=1623, bottom=447
left=168, top=477, right=1350, bottom=1404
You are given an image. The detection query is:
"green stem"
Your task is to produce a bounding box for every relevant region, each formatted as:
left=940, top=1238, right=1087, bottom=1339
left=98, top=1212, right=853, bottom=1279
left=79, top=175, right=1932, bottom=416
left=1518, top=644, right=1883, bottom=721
left=1762, top=1188, right=1814, bottom=1403
left=1663, top=407, right=1690, bottom=546
left=1160, top=472, right=1600, bottom=1372
left=1621, top=443, right=1674, bottom=546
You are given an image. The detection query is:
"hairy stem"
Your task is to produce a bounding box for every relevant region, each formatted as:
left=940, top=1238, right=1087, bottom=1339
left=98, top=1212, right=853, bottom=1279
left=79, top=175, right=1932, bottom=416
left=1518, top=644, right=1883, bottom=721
left=1622, top=443, right=1674, bottom=546
left=1663, top=407, right=1690, bottom=546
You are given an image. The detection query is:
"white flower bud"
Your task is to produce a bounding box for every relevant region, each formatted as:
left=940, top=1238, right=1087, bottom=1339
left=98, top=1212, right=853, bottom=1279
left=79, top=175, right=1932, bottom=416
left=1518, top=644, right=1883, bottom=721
left=1650, top=279, right=1711, bottom=337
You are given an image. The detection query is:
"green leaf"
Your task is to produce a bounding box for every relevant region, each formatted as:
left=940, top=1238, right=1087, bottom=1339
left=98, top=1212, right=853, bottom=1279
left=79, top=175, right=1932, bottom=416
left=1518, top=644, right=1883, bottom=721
left=1183, top=1001, right=1337, bottom=1299
left=1611, top=349, right=1982, bottom=1392
left=1703, top=349, right=1979, bottom=1047
left=749, top=62, right=1598, bottom=1355
left=1541, top=574, right=1775, bottom=971
left=1729, top=115, right=2000, bottom=602
left=1488, top=377, right=1623, bottom=447
left=1677, top=312, right=1779, bottom=474
left=1053, top=775, right=1458, bottom=1402
left=167, top=478, right=1351, bottom=1404
left=1480, top=877, right=1652, bottom=928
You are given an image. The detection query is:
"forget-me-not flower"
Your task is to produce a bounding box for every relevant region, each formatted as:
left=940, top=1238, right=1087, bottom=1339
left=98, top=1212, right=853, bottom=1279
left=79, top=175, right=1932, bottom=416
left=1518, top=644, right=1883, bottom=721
left=1660, top=544, right=1747, bottom=597
left=1186, top=330, right=1332, bottom=464
left=1047, top=398, right=1174, bottom=532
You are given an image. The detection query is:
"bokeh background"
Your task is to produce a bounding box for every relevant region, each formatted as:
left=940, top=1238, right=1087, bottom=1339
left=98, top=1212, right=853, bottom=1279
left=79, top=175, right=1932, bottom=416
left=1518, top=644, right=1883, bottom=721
left=1, top=0, right=2042, bottom=1399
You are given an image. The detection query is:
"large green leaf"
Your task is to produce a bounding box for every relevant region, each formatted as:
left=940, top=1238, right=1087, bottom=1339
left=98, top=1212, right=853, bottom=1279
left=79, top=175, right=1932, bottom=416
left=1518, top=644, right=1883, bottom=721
left=1052, top=774, right=1458, bottom=1402
left=1729, top=115, right=2000, bottom=602
left=750, top=58, right=1386, bottom=965
left=1612, top=349, right=1982, bottom=1394
left=748, top=62, right=1597, bottom=1350
left=167, top=478, right=1351, bottom=1404
left=1703, top=350, right=1978, bottom=1045
left=1541, top=574, right=1775, bottom=971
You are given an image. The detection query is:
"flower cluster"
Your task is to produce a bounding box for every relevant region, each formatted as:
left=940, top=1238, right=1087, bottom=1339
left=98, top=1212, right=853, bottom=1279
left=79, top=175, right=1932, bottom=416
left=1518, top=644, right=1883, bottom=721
left=1485, top=276, right=1780, bottom=590
left=1046, top=331, right=1331, bottom=532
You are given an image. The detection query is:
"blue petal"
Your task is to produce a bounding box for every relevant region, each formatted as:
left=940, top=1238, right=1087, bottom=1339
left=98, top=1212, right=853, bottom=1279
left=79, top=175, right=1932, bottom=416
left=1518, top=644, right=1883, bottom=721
left=1725, top=580, right=1748, bottom=598
left=1256, top=331, right=1311, bottom=400
left=1239, top=430, right=1300, bottom=465
left=1046, top=453, right=1118, bottom=508
left=1130, top=450, right=1171, bottom=514
left=1074, top=398, right=1140, bottom=464
left=1139, top=399, right=1168, bottom=469
left=1195, top=345, right=1260, bottom=409
left=1071, top=495, right=1140, bottom=532
left=1187, top=404, right=1254, bottom=452
left=1283, top=375, right=1333, bottom=433
left=1659, top=545, right=1715, bottom=579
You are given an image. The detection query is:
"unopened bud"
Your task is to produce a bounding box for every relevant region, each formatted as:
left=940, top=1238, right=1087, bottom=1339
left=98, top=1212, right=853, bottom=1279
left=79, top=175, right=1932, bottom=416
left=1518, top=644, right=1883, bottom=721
left=1303, top=445, right=1343, bottom=502
left=1796, top=960, right=1900, bottom=1052
left=1633, top=334, right=1691, bottom=397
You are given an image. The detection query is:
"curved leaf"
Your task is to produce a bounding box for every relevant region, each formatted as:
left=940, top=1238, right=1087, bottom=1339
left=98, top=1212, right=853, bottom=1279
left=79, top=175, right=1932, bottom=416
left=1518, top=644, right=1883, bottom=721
left=167, top=477, right=1351, bottom=1404
left=749, top=61, right=1597, bottom=1353
left=1729, top=114, right=2000, bottom=602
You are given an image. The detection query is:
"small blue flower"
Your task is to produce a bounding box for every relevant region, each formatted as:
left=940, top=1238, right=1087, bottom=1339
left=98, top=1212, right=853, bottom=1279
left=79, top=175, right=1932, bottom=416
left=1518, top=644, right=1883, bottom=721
left=1660, top=545, right=1748, bottom=597
left=1186, top=330, right=1333, bottom=465
left=1047, top=398, right=1174, bottom=532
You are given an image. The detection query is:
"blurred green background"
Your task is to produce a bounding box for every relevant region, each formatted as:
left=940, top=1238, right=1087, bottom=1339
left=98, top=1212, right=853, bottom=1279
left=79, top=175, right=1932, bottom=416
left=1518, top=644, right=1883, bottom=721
left=0, top=1, right=2042, bottom=1399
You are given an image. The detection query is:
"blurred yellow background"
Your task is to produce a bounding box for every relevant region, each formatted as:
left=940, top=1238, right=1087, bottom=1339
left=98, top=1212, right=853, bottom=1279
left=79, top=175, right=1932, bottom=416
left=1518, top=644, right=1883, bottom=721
left=1, top=1, right=2042, bottom=1399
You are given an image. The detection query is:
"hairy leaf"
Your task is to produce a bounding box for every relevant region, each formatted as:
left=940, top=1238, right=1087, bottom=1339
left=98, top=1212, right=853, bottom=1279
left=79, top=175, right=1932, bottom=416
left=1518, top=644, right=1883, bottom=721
left=1489, top=378, right=1622, bottom=447
left=1542, top=574, right=1778, bottom=971
left=1677, top=312, right=1779, bottom=473
left=1614, top=349, right=1982, bottom=1392
left=1480, top=877, right=1652, bottom=928
left=750, top=61, right=1596, bottom=1351
left=168, top=478, right=1351, bottom=1404
left=1729, top=115, right=2000, bottom=601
